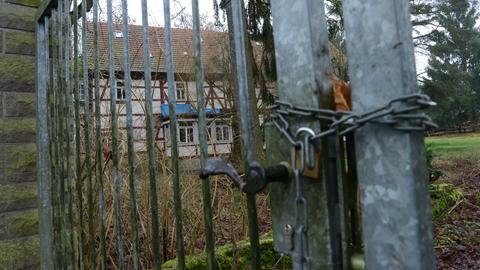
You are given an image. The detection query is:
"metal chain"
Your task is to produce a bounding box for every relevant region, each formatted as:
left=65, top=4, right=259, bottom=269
left=269, top=93, right=437, bottom=268
left=290, top=132, right=313, bottom=269
left=269, top=93, right=437, bottom=147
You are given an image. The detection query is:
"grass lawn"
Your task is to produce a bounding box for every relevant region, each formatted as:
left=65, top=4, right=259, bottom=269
left=426, top=132, right=480, bottom=161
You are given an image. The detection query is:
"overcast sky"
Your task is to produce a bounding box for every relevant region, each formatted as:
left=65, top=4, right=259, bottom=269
left=98, top=0, right=217, bottom=26
left=95, top=0, right=428, bottom=75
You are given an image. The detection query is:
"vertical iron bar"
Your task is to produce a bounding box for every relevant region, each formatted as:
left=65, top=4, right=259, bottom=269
left=81, top=0, right=97, bottom=267
left=57, top=3, right=69, bottom=267
left=73, top=0, right=86, bottom=267
left=63, top=0, right=76, bottom=266
left=191, top=0, right=216, bottom=268
left=93, top=0, right=108, bottom=269
left=163, top=0, right=186, bottom=268
left=342, top=0, right=435, bottom=269
left=51, top=10, right=64, bottom=268
left=229, top=0, right=260, bottom=268
left=140, top=1, right=162, bottom=269
left=107, top=0, right=126, bottom=267
left=120, top=0, right=141, bottom=268
left=36, top=16, right=54, bottom=270
left=45, top=18, right=56, bottom=268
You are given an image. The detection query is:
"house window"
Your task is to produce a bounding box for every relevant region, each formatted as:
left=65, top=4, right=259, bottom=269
left=116, top=81, right=125, bottom=101
left=78, top=82, right=86, bottom=102
left=178, top=121, right=194, bottom=144
left=215, top=120, right=230, bottom=142
left=175, top=82, right=187, bottom=101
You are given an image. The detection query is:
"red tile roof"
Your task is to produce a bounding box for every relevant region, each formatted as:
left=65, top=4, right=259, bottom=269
left=87, top=22, right=233, bottom=75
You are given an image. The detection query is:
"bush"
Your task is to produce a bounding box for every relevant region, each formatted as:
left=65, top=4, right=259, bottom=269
left=430, top=183, right=464, bottom=221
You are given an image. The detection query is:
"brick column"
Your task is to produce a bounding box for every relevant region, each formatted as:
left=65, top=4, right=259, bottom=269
left=0, top=0, right=41, bottom=269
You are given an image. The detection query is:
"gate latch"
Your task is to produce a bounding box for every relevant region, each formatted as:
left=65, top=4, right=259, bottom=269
left=199, top=159, right=290, bottom=194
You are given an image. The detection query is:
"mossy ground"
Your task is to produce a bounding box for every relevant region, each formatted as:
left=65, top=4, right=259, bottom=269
left=162, top=237, right=291, bottom=270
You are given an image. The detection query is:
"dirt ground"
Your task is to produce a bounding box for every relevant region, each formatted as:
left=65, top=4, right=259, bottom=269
left=433, top=159, right=480, bottom=269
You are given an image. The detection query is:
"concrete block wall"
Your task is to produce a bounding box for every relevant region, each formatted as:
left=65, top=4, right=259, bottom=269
left=0, top=0, right=41, bottom=269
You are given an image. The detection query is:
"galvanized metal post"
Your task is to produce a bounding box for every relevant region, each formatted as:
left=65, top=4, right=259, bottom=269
left=106, top=0, right=125, bottom=267
left=269, top=0, right=342, bottom=269
left=80, top=0, right=97, bottom=267
left=343, top=0, right=435, bottom=269
left=140, top=0, right=162, bottom=269
left=192, top=0, right=216, bottom=268
left=163, top=0, right=186, bottom=268
left=119, top=0, right=141, bottom=268
left=36, top=17, right=54, bottom=270
left=92, top=0, right=108, bottom=268
left=63, top=0, right=76, bottom=265
left=72, top=0, right=86, bottom=267
left=229, top=0, right=261, bottom=268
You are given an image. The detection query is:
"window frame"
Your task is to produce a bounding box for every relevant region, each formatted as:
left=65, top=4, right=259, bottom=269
left=115, top=80, right=126, bottom=102
left=178, top=121, right=195, bottom=145
left=175, top=82, right=187, bottom=101
left=212, top=120, right=231, bottom=143
left=78, top=82, right=86, bottom=102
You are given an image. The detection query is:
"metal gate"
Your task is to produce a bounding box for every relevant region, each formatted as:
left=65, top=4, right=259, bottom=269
left=35, top=0, right=436, bottom=269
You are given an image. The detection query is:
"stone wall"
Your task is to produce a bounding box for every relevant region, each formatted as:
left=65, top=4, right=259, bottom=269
left=0, top=0, right=41, bottom=269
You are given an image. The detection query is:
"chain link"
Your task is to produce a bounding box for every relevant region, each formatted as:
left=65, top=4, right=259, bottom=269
left=270, top=93, right=437, bottom=268
left=269, top=93, right=437, bottom=147
left=291, top=130, right=313, bottom=268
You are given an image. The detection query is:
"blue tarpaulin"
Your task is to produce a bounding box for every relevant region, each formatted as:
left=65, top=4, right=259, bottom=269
left=160, top=104, right=222, bottom=120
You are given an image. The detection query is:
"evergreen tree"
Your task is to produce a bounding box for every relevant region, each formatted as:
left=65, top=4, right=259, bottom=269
left=422, top=0, right=480, bottom=129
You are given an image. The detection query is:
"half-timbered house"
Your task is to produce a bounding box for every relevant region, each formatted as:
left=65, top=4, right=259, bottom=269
left=86, top=23, right=268, bottom=158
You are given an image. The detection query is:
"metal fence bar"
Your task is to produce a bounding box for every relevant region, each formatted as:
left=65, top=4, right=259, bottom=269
left=72, top=0, right=85, bottom=267
left=81, top=0, right=97, bottom=267
left=269, top=0, right=336, bottom=268
left=63, top=0, right=76, bottom=265
left=50, top=10, right=58, bottom=267
left=140, top=1, right=162, bottom=269
left=56, top=3, right=69, bottom=268
left=120, top=0, right=141, bottom=268
left=32, top=0, right=440, bottom=269
left=191, top=0, right=216, bottom=268
left=92, top=0, right=108, bottom=268
left=36, top=15, right=54, bottom=270
left=107, top=0, right=126, bottom=267
left=163, top=0, right=186, bottom=268
left=342, top=0, right=435, bottom=269
left=51, top=11, right=64, bottom=268
left=229, top=0, right=260, bottom=268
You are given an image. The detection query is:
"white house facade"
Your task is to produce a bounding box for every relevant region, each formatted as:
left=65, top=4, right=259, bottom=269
left=85, top=23, right=269, bottom=158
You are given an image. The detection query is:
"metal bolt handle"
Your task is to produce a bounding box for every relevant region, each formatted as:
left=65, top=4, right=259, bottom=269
left=199, top=158, right=290, bottom=194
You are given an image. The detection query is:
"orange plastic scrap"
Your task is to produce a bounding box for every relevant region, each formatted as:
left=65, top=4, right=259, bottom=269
left=329, top=74, right=351, bottom=111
